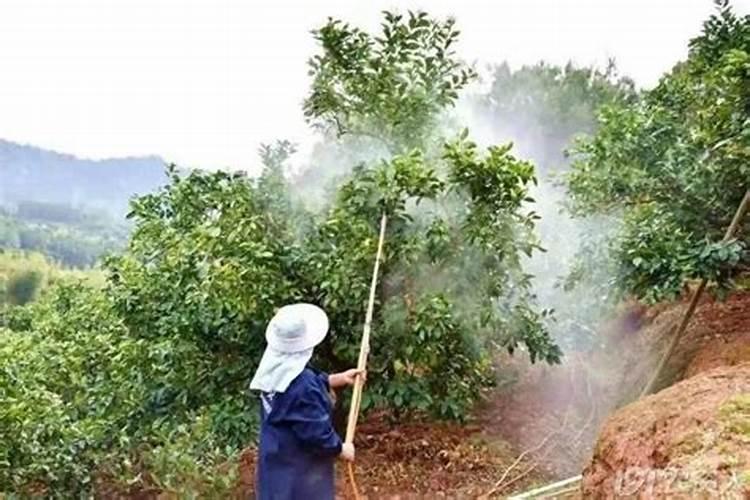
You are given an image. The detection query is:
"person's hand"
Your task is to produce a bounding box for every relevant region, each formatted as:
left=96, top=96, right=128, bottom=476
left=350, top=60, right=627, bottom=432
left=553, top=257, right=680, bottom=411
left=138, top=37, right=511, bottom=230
left=340, top=442, right=355, bottom=462
left=329, top=368, right=366, bottom=389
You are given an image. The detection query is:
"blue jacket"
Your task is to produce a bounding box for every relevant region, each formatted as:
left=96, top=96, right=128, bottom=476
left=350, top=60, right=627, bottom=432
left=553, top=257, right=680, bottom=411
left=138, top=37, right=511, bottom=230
left=256, top=368, right=342, bottom=500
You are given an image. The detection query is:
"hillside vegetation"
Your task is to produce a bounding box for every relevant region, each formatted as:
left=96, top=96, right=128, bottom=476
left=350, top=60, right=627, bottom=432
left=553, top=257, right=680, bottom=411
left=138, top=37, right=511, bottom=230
left=0, top=141, right=166, bottom=267
left=0, top=251, right=102, bottom=306
left=0, top=203, right=130, bottom=268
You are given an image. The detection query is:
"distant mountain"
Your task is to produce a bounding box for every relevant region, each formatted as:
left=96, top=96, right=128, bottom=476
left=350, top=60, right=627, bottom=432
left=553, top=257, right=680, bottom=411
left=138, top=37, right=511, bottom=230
left=0, top=139, right=168, bottom=218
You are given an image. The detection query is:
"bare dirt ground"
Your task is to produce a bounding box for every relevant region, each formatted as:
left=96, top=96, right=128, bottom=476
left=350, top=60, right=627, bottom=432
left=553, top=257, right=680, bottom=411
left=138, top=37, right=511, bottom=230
left=677, top=292, right=750, bottom=377
left=237, top=411, right=549, bottom=499
left=475, top=302, right=661, bottom=480
left=583, top=364, right=750, bottom=499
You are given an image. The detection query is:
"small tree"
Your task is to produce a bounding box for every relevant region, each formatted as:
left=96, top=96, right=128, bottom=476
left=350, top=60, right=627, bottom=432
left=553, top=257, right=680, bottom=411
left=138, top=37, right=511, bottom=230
left=300, top=11, right=561, bottom=416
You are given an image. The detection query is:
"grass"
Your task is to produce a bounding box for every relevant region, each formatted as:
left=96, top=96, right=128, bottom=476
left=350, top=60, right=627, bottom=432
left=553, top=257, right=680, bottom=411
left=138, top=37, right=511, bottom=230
left=719, top=394, right=750, bottom=439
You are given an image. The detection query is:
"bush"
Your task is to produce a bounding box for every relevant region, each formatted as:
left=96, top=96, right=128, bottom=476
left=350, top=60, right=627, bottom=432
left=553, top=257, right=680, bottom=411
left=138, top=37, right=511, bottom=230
left=0, top=283, right=254, bottom=496
left=4, top=269, right=43, bottom=305
left=0, top=285, right=143, bottom=493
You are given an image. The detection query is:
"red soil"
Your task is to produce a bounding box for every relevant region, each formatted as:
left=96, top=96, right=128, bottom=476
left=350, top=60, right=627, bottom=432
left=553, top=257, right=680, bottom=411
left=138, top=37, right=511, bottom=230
left=237, top=411, right=547, bottom=499
left=582, top=364, right=750, bottom=499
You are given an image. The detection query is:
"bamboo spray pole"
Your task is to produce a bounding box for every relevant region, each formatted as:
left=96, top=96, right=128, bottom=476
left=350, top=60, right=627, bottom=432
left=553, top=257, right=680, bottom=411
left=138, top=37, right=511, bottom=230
left=345, top=213, right=388, bottom=499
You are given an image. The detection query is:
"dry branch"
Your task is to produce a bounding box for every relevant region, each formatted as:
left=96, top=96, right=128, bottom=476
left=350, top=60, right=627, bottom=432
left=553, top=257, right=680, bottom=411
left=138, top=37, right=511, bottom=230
left=480, top=412, right=570, bottom=498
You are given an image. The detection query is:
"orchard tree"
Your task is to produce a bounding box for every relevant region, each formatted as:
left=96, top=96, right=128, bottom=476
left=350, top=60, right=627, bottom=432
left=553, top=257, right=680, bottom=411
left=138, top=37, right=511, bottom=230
left=304, top=11, right=475, bottom=153
left=567, top=1, right=749, bottom=302
left=301, top=10, right=561, bottom=416
left=105, top=10, right=561, bottom=422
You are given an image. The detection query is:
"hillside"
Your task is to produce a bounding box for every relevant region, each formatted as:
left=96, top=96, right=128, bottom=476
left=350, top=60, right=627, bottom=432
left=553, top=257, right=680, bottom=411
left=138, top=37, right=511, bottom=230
left=0, top=139, right=167, bottom=218
left=582, top=291, right=750, bottom=498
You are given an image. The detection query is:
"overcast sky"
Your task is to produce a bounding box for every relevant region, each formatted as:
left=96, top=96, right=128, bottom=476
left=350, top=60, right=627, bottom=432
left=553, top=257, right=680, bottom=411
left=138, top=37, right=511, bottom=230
left=1, top=0, right=747, bottom=172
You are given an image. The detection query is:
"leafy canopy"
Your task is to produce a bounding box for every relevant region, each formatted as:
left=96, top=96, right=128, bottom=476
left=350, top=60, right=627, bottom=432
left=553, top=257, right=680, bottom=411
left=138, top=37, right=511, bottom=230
left=305, top=10, right=475, bottom=152
left=567, top=1, right=749, bottom=302
left=478, top=61, right=636, bottom=169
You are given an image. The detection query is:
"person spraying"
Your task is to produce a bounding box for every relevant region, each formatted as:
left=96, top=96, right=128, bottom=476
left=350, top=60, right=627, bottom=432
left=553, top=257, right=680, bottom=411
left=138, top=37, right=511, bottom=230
left=250, top=303, right=363, bottom=500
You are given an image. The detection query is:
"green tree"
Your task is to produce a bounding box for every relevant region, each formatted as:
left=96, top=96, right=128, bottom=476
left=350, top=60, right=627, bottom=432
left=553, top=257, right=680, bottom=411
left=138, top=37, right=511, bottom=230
left=304, top=11, right=475, bottom=153
left=567, top=1, right=749, bottom=302
left=300, top=10, right=562, bottom=417
left=104, top=11, right=560, bottom=423
left=106, top=165, right=292, bottom=444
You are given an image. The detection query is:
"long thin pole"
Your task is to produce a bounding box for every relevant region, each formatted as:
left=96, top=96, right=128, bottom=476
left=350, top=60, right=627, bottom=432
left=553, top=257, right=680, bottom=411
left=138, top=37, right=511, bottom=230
left=345, top=213, right=388, bottom=443
left=345, top=213, right=387, bottom=500
left=507, top=475, right=582, bottom=499
left=640, top=189, right=749, bottom=398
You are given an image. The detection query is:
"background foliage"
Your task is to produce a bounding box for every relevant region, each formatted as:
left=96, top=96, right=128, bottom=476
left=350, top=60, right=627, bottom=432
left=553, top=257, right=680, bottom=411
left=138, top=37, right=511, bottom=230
left=0, top=203, right=129, bottom=268
left=0, top=251, right=102, bottom=307
left=475, top=61, right=636, bottom=170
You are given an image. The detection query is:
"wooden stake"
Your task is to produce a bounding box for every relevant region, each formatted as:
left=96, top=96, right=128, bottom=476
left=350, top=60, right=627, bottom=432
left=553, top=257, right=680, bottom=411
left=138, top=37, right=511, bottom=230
left=345, top=213, right=388, bottom=443
left=639, top=189, right=749, bottom=398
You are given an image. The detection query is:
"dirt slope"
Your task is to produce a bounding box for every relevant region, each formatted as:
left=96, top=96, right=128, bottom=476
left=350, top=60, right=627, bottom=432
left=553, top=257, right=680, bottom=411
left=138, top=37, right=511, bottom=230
left=475, top=299, right=670, bottom=480
left=679, top=292, right=750, bottom=377
left=583, top=364, right=750, bottom=498
left=582, top=291, right=750, bottom=499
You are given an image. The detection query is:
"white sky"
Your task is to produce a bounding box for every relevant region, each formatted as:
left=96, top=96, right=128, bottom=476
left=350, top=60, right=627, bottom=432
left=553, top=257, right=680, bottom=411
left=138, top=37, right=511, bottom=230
left=1, top=0, right=747, bottom=172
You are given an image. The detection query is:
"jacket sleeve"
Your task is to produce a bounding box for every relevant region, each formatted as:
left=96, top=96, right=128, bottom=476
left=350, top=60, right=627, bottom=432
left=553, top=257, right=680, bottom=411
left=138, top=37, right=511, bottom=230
left=286, top=381, right=343, bottom=457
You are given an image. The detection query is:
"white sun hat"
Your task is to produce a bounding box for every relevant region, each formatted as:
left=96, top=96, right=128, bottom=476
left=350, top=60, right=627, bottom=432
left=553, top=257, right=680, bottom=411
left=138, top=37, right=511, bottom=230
left=249, top=303, right=329, bottom=393
left=265, top=303, right=329, bottom=353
